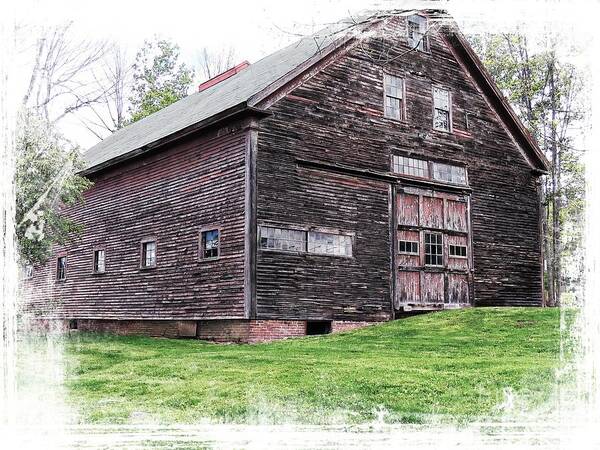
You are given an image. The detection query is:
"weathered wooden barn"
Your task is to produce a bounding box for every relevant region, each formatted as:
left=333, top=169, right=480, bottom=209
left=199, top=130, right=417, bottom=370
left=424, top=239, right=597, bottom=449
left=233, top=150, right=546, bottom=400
left=22, top=10, right=549, bottom=342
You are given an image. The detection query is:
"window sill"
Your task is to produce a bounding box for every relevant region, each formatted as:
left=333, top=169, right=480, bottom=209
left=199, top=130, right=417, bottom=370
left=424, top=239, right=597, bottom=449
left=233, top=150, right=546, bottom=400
left=92, top=271, right=106, bottom=276
left=198, top=256, right=221, bottom=263
left=139, top=265, right=157, bottom=271
left=259, top=248, right=353, bottom=260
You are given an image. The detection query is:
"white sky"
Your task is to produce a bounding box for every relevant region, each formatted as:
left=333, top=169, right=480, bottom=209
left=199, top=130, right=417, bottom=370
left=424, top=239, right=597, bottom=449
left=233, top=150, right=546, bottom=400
left=10, top=0, right=596, bottom=148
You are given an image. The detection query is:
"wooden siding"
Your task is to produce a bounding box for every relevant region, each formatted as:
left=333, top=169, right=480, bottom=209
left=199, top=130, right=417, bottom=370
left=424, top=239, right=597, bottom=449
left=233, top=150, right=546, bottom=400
left=23, top=124, right=251, bottom=319
left=255, top=166, right=392, bottom=322
left=256, top=14, right=543, bottom=312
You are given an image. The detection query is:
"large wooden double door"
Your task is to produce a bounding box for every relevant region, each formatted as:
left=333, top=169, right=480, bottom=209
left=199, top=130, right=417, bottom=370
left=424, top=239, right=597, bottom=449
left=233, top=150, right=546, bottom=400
left=394, top=186, right=472, bottom=310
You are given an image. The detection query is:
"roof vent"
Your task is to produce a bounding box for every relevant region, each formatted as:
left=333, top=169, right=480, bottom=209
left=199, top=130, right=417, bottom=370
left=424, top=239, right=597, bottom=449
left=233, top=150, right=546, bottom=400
left=198, top=61, right=250, bottom=92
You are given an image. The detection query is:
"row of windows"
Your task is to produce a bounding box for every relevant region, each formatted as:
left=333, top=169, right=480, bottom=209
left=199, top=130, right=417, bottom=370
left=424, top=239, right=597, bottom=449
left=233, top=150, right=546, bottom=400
left=398, top=235, right=467, bottom=267
left=52, top=229, right=220, bottom=281
left=392, top=155, right=468, bottom=186
left=260, top=226, right=353, bottom=257
left=384, top=75, right=453, bottom=132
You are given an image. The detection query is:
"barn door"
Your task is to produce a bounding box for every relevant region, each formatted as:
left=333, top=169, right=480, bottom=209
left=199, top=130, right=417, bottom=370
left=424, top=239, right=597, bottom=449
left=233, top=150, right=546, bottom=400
left=395, top=188, right=471, bottom=309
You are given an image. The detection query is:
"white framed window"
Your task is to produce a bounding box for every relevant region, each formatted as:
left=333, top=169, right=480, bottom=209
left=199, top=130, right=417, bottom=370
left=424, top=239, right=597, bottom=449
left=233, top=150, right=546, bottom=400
left=93, top=249, right=105, bottom=273
left=424, top=232, right=443, bottom=266
left=384, top=74, right=404, bottom=120
left=141, top=240, right=156, bottom=268
left=407, top=15, right=428, bottom=51
left=308, top=231, right=352, bottom=257
left=392, top=155, right=429, bottom=178
left=432, top=162, right=467, bottom=185
left=398, top=240, right=419, bottom=255
left=200, top=229, right=220, bottom=259
left=56, top=256, right=67, bottom=280
left=433, top=87, right=451, bottom=132
left=23, top=265, right=34, bottom=279
left=449, top=244, right=467, bottom=258
left=260, top=226, right=306, bottom=252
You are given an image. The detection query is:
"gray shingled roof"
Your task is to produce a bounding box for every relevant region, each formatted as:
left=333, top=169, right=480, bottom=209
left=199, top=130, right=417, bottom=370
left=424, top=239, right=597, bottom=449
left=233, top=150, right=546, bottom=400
left=83, top=17, right=373, bottom=172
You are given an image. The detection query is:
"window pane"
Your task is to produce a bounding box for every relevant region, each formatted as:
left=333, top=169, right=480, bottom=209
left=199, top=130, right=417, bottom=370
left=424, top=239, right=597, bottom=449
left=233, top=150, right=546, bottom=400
left=449, top=244, right=467, bottom=258
left=432, top=162, right=467, bottom=185
left=202, top=230, right=219, bottom=258
left=143, top=241, right=156, bottom=266
left=398, top=240, right=419, bottom=255
left=407, top=15, right=427, bottom=51
left=56, top=257, right=66, bottom=280
left=424, top=233, right=443, bottom=266
left=259, top=226, right=306, bottom=252
left=94, top=250, right=105, bottom=272
left=308, top=231, right=352, bottom=257
left=433, top=108, right=449, bottom=131
left=392, top=155, right=429, bottom=178
left=433, top=87, right=449, bottom=111
left=384, top=75, right=403, bottom=120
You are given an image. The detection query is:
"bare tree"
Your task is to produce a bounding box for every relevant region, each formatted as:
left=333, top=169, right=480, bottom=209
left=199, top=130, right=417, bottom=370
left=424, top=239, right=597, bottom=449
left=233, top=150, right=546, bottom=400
left=79, top=45, right=133, bottom=138
left=21, top=22, right=109, bottom=125
left=196, top=47, right=237, bottom=80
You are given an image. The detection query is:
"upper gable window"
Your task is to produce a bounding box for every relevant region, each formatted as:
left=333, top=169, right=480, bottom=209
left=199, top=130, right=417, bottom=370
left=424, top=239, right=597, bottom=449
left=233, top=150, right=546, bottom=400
left=407, top=15, right=428, bottom=52
left=383, top=74, right=404, bottom=120
left=433, top=87, right=451, bottom=132
left=93, top=249, right=105, bottom=273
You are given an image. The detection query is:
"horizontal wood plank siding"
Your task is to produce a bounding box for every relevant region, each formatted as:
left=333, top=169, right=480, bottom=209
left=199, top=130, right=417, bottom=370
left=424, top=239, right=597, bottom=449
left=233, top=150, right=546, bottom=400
left=256, top=14, right=542, bottom=313
left=23, top=126, right=250, bottom=319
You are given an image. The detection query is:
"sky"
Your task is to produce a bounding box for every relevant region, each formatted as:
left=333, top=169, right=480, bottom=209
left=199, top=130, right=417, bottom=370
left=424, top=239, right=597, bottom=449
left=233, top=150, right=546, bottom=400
left=11, top=0, right=596, bottom=149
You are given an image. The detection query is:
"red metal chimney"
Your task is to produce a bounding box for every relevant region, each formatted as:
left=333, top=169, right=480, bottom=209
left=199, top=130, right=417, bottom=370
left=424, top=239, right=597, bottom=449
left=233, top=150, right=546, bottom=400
left=198, top=61, right=250, bottom=92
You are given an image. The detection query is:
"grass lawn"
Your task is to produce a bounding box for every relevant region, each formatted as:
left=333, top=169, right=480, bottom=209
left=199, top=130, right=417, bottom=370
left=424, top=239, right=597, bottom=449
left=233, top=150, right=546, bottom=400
left=64, top=307, right=574, bottom=424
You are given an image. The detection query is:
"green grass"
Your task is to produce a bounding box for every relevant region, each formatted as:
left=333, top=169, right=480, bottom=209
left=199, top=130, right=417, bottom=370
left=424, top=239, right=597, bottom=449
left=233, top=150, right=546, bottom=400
left=64, top=307, right=575, bottom=425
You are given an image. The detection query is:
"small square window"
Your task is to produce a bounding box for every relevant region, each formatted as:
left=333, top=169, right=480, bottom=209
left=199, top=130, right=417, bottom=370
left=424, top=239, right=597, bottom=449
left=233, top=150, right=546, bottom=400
left=56, top=256, right=67, bottom=280
left=449, top=244, right=468, bottom=258
left=398, top=240, right=419, bottom=255
left=93, top=249, right=105, bottom=273
left=141, top=241, right=156, bottom=268
left=201, top=229, right=220, bottom=259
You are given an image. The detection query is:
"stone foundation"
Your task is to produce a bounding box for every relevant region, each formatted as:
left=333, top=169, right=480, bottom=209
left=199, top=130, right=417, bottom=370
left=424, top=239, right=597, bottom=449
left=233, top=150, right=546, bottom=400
left=26, top=318, right=379, bottom=343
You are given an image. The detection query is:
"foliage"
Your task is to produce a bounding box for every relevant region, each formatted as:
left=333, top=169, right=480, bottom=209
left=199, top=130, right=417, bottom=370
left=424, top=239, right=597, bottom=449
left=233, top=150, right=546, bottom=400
left=64, top=308, right=574, bottom=424
left=15, top=111, right=93, bottom=265
left=128, top=38, right=194, bottom=123
left=469, top=33, right=586, bottom=305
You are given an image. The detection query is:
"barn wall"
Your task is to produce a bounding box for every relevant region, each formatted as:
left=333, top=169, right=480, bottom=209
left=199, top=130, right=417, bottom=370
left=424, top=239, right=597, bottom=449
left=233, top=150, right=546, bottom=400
left=22, top=122, right=251, bottom=319
left=256, top=14, right=543, bottom=314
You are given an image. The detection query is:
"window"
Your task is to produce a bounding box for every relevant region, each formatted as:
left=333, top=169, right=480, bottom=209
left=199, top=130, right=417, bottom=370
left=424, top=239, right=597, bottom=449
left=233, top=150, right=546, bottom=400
left=384, top=74, right=404, bottom=120
left=200, top=229, right=220, bottom=259
left=432, top=162, right=467, bottom=185
left=449, top=244, right=467, bottom=258
left=398, top=240, right=419, bottom=255
left=141, top=240, right=156, bottom=268
left=260, top=226, right=305, bottom=252
left=259, top=226, right=352, bottom=257
left=392, top=155, right=429, bottom=178
left=308, top=231, right=352, bottom=257
left=424, top=233, right=443, bottom=266
left=23, top=265, right=33, bottom=279
left=433, top=87, right=451, bottom=131
left=407, top=15, right=428, bottom=51
left=93, top=249, right=105, bottom=273
left=56, top=256, right=66, bottom=280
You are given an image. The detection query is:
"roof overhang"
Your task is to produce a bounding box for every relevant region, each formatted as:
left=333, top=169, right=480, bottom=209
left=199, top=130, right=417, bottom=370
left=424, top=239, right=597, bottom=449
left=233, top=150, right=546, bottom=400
left=80, top=104, right=270, bottom=177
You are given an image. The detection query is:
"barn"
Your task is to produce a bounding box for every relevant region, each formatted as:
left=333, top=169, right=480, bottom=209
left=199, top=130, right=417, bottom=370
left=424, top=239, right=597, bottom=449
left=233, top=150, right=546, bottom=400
left=22, top=10, right=549, bottom=342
